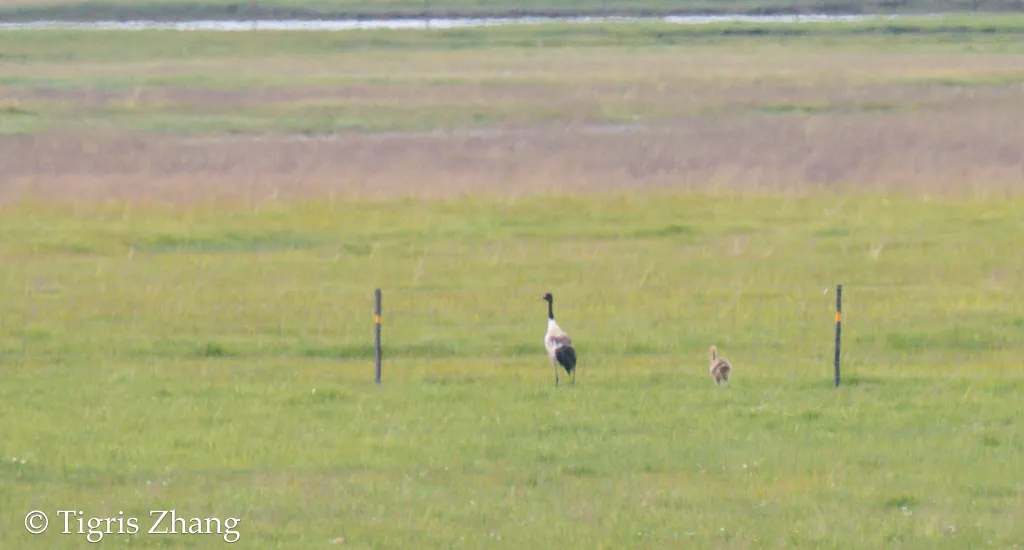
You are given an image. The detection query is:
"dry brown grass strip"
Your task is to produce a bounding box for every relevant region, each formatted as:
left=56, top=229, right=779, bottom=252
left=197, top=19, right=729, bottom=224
left=2, top=105, right=1022, bottom=204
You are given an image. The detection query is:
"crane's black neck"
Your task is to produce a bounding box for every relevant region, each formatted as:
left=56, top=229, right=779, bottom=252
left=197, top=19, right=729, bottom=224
left=547, top=299, right=554, bottom=320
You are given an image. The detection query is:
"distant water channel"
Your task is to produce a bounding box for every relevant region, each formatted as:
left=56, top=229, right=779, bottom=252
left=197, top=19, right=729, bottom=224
left=0, top=13, right=906, bottom=32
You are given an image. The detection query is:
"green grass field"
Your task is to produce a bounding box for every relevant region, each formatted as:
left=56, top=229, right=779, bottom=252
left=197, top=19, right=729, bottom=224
left=3, top=15, right=1024, bottom=136
left=2, top=14, right=1024, bottom=550
left=2, top=196, right=1023, bottom=549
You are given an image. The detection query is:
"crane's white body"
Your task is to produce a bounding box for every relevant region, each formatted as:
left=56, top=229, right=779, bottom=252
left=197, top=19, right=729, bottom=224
left=544, top=319, right=571, bottom=357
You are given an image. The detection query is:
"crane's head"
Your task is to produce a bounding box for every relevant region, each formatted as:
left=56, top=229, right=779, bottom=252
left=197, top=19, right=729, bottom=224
left=541, top=292, right=553, bottom=303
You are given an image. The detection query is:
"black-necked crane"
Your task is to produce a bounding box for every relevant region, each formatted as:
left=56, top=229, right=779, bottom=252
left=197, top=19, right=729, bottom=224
left=542, top=292, right=577, bottom=387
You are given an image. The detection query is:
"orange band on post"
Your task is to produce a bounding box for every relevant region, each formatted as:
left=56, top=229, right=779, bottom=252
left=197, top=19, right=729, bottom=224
left=835, top=312, right=842, bottom=323
left=375, top=315, right=381, bottom=324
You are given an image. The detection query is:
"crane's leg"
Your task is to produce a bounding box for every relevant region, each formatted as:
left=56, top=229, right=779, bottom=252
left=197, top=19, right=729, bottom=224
left=571, top=368, right=575, bottom=386
left=552, top=361, right=559, bottom=387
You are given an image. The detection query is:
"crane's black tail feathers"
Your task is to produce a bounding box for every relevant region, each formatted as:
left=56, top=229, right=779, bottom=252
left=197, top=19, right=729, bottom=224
left=555, top=345, right=577, bottom=375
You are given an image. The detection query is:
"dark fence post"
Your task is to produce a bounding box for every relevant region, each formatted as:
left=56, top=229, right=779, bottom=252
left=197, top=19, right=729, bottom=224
left=374, top=289, right=382, bottom=384
left=834, top=284, right=842, bottom=388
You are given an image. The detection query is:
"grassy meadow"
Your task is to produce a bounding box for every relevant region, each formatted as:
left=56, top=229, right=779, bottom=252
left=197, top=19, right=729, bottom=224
left=2, top=17, right=1024, bottom=140
left=2, top=15, right=1024, bottom=550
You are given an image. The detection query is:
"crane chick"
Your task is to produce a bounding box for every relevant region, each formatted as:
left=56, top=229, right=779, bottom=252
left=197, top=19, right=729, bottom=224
left=709, top=345, right=731, bottom=387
